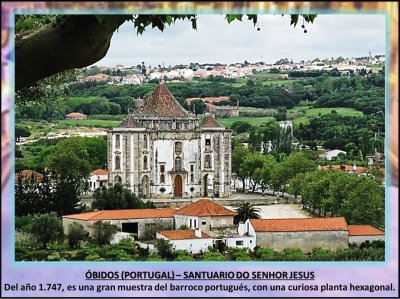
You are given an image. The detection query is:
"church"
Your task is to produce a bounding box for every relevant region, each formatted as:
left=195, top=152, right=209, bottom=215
left=107, top=84, right=232, bottom=199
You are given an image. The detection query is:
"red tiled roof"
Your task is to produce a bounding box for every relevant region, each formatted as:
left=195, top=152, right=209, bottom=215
left=347, top=225, right=385, bottom=236
left=159, top=229, right=212, bottom=240
left=175, top=199, right=236, bottom=217
left=186, top=96, right=229, bottom=105
left=250, top=217, right=348, bottom=232
left=65, top=112, right=86, bottom=118
left=63, top=208, right=175, bottom=221
left=90, top=169, right=108, bottom=176
left=15, top=170, right=43, bottom=183
left=139, top=85, right=188, bottom=117
left=321, top=165, right=384, bottom=175
left=117, top=115, right=142, bottom=128
left=201, top=116, right=224, bottom=128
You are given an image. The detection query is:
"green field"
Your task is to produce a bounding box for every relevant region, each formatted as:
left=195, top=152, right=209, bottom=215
left=216, top=116, right=274, bottom=128
left=57, top=119, right=121, bottom=128
left=288, top=107, right=363, bottom=125
left=231, top=72, right=294, bottom=87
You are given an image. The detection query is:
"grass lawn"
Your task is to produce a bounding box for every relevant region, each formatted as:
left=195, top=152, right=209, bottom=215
left=216, top=116, right=274, bottom=128
left=289, top=107, right=363, bottom=125
left=57, top=119, right=121, bottom=128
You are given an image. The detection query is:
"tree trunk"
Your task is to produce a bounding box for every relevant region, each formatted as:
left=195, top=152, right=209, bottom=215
left=241, top=178, right=246, bottom=192
left=16, top=15, right=131, bottom=90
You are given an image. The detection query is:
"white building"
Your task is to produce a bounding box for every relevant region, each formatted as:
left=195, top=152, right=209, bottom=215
left=244, top=217, right=349, bottom=252
left=173, top=199, right=235, bottom=233
left=88, top=169, right=108, bottom=192
left=348, top=225, right=385, bottom=245
left=157, top=228, right=213, bottom=254
left=107, top=85, right=232, bottom=199
left=62, top=208, right=175, bottom=240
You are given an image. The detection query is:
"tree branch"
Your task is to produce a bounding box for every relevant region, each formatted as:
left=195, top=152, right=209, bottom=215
left=15, top=15, right=131, bottom=90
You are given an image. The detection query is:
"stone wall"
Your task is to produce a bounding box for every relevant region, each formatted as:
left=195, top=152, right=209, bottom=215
left=256, top=230, right=349, bottom=252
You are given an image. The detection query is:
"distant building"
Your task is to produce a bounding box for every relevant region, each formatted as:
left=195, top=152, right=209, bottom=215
left=205, top=103, right=239, bottom=117
left=366, top=152, right=385, bottom=166
left=186, top=96, right=230, bottom=105
left=87, top=169, right=108, bottom=192
left=320, top=149, right=347, bottom=161
left=348, top=225, right=385, bottom=245
left=65, top=112, right=87, bottom=120
left=62, top=208, right=175, bottom=240
left=78, top=73, right=110, bottom=83
left=173, top=198, right=236, bottom=235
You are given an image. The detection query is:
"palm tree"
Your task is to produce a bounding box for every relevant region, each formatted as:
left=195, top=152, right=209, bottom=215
left=233, top=202, right=261, bottom=224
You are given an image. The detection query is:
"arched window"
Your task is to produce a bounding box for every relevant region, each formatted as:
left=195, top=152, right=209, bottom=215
left=144, top=134, right=148, bottom=148
left=115, top=156, right=121, bottom=170
left=160, top=174, right=165, bottom=184
left=143, top=156, right=148, bottom=170
left=175, top=157, right=182, bottom=171
left=205, top=155, right=211, bottom=168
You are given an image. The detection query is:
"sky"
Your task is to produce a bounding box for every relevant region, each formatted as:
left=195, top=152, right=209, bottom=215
left=96, top=14, right=386, bottom=67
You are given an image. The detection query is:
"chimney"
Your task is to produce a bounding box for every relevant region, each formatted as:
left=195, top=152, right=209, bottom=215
left=353, top=164, right=357, bottom=171
left=194, top=228, right=202, bottom=238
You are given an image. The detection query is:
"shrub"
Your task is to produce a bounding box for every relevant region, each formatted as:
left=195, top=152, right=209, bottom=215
left=179, top=224, right=189, bottom=230
left=142, top=219, right=172, bottom=241
left=15, top=215, right=35, bottom=233
left=155, top=239, right=174, bottom=259
left=174, top=250, right=194, bottom=261
left=255, top=247, right=281, bottom=261
left=92, top=221, right=118, bottom=245
left=67, top=222, right=86, bottom=248
left=202, top=251, right=226, bottom=261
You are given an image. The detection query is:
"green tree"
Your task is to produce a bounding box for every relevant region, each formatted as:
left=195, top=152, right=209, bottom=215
left=92, top=184, right=153, bottom=210
left=253, top=154, right=277, bottom=192
left=231, top=121, right=252, bottom=134
left=108, top=101, right=122, bottom=115
left=233, top=202, right=261, bottom=224
left=30, top=213, right=64, bottom=249
left=231, top=145, right=251, bottom=191
left=271, top=152, right=316, bottom=196
left=240, top=152, right=267, bottom=192
left=45, top=138, right=91, bottom=215
left=189, top=100, right=206, bottom=115
left=67, top=222, right=86, bottom=248
left=341, top=176, right=384, bottom=228
left=287, top=172, right=306, bottom=201
left=92, top=221, right=118, bottom=245
left=15, top=126, right=31, bottom=142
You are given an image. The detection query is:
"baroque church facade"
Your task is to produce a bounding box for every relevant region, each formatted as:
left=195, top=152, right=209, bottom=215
left=107, top=85, right=232, bottom=198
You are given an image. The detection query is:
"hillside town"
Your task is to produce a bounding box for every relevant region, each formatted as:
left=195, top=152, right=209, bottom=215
left=76, top=54, right=385, bottom=85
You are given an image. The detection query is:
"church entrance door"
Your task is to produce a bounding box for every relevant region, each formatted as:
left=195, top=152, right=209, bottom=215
left=174, top=175, right=183, bottom=197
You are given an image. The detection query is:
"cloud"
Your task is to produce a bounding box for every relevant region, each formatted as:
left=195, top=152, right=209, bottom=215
left=96, top=14, right=385, bottom=67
